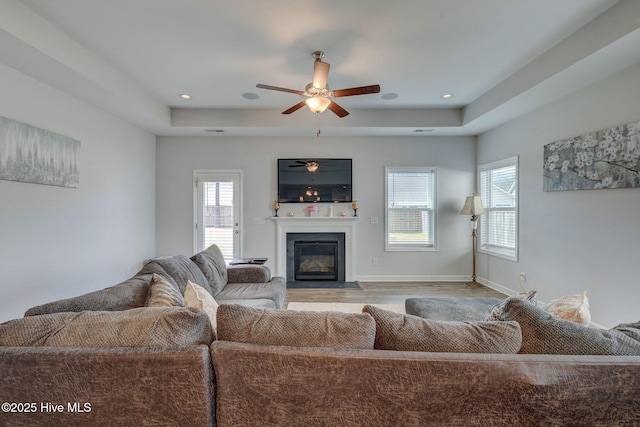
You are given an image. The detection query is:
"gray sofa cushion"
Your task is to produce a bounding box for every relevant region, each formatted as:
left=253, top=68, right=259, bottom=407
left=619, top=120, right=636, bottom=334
left=190, top=244, right=228, bottom=296
left=139, top=255, right=208, bottom=295
left=227, top=264, right=271, bottom=283
left=1, top=307, right=214, bottom=347
left=405, top=297, right=502, bottom=322
left=24, top=275, right=152, bottom=316
left=364, top=305, right=522, bottom=353
left=216, top=279, right=286, bottom=309
left=502, top=298, right=640, bottom=355
left=217, top=304, right=376, bottom=349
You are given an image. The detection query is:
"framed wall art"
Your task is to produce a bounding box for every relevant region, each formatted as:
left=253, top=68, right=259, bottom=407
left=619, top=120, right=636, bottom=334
left=0, top=116, right=79, bottom=188
left=543, top=120, right=640, bottom=191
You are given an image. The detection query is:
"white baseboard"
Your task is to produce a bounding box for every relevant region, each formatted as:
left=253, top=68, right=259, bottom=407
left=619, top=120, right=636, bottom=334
left=355, top=275, right=470, bottom=282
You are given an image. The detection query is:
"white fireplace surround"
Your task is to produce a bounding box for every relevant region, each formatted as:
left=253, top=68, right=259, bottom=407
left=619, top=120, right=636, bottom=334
left=273, top=217, right=357, bottom=281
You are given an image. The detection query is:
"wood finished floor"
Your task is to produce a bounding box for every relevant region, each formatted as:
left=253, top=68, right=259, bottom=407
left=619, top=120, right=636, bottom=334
left=285, top=281, right=507, bottom=305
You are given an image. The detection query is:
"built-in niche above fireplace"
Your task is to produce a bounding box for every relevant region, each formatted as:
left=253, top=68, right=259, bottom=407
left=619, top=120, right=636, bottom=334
left=272, top=217, right=357, bottom=281
left=286, top=232, right=346, bottom=282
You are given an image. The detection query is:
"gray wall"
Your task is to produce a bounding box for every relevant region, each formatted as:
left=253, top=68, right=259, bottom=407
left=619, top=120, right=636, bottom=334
left=0, top=63, right=156, bottom=322
left=477, top=62, right=640, bottom=327
left=156, top=136, right=476, bottom=281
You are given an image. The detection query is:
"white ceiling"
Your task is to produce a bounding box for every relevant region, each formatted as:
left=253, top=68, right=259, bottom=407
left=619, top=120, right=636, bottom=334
left=2, top=0, right=639, bottom=137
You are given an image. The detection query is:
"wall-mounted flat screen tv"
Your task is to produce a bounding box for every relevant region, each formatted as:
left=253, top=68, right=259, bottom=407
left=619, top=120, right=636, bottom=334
left=278, top=158, right=352, bottom=203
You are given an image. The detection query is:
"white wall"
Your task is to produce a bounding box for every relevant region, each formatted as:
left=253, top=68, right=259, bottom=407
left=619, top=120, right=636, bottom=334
left=477, top=62, right=640, bottom=327
left=0, top=63, right=156, bottom=322
left=156, top=136, right=475, bottom=281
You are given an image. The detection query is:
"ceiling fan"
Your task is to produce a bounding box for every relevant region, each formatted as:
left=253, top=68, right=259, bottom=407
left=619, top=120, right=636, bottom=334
left=289, top=160, right=319, bottom=172
left=256, top=51, right=380, bottom=118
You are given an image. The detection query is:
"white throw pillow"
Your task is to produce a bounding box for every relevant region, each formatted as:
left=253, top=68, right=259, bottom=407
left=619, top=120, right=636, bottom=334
left=543, top=291, right=591, bottom=326
left=184, top=280, right=219, bottom=332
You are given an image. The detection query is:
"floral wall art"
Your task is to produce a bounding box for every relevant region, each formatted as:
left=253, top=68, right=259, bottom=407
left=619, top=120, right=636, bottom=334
left=0, top=116, right=80, bottom=188
left=543, top=120, right=640, bottom=191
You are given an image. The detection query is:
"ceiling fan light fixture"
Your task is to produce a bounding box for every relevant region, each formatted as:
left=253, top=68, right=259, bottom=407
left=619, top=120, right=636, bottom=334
left=305, top=96, right=331, bottom=114
left=306, top=161, right=319, bottom=172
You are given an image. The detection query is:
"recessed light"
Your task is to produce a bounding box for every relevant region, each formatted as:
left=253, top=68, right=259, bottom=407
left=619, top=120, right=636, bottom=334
left=413, top=129, right=434, bottom=133
left=242, top=92, right=260, bottom=100
left=179, top=94, right=192, bottom=100
left=204, top=129, right=224, bottom=133
left=441, top=93, right=454, bottom=99
left=381, top=92, right=399, bottom=100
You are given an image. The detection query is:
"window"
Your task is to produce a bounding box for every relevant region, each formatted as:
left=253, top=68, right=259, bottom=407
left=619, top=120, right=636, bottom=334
left=385, top=167, right=437, bottom=251
left=478, top=156, right=518, bottom=261
left=193, top=170, right=242, bottom=262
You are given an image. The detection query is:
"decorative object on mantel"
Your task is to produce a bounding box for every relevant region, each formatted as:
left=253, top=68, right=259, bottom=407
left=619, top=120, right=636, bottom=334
left=0, top=115, right=80, bottom=188
left=287, top=211, right=295, bottom=217
left=543, top=119, right=640, bottom=191
left=340, top=211, right=347, bottom=217
left=306, top=205, right=320, bottom=217
left=352, top=201, right=359, bottom=217
left=460, top=194, right=486, bottom=287
left=273, top=201, right=280, bottom=217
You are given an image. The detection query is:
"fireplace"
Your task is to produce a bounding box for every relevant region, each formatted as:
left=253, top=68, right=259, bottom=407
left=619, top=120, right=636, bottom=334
left=286, top=232, right=345, bottom=282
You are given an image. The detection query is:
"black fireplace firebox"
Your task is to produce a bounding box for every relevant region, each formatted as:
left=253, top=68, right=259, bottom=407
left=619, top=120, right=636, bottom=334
left=286, top=232, right=345, bottom=282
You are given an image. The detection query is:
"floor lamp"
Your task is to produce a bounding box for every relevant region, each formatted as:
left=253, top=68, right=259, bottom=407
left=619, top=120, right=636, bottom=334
left=460, top=194, right=486, bottom=287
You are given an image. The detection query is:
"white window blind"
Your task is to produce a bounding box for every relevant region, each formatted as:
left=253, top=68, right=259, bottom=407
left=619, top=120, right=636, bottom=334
left=385, top=167, right=437, bottom=251
left=478, top=157, right=518, bottom=261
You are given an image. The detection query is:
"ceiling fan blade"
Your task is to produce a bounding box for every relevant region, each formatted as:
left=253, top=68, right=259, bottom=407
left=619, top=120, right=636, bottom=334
left=332, top=85, right=381, bottom=97
left=282, top=101, right=306, bottom=115
left=312, top=61, right=330, bottom=89
left=256, top=84, right=304, bottom=95
left=327, top=100, right=349, bottom=118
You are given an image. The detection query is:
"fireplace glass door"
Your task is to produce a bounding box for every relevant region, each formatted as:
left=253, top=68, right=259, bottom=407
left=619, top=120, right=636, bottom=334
left=294, top=241, right=338, bottom=281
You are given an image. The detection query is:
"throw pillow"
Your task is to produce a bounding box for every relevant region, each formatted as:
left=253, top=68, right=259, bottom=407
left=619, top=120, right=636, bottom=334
left=184, top=280, right=219, bottom=332
left=363, top=305, right=522, bottom=354
left=543, top=291, right=590, bottom=325
left=501, top=298, right=640, bottom=355
left=484, top=290, right=537, bottom=321
left=146, top=273, right=185, bottom=307
left=216, top=304, right=376, bottom=349
left=0, top=307, right=214, bottom=347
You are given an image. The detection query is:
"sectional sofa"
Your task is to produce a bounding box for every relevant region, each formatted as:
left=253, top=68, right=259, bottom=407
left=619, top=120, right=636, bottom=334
left=1, top=245, right=640, bottom=426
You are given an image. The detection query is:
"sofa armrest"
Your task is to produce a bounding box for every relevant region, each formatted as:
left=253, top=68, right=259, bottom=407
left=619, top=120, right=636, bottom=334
left=227, top=264, right=271, bottom=283
left=0, top=346, right=215, bottom=426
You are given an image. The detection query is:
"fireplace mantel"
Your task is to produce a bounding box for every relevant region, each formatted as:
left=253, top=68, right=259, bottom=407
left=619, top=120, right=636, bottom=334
left=272, top=217, right=358, bottom=281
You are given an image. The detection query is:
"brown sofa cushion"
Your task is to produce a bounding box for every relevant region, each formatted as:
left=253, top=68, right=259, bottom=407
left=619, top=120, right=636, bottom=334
left=190, top=244, right=228, bottom=296
left=0, top=307, right=214, bottom=347
left=502, top=298, right=640, bottom=355
left=216, top=304, right=375, bottom=349
left=363, top=305, right=522, bottom=353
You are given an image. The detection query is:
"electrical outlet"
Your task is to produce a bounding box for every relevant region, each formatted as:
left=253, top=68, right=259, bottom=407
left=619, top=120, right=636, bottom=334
left=519, top=272, right=527, bottom=283
left=373, top=257, right=379, bottom=266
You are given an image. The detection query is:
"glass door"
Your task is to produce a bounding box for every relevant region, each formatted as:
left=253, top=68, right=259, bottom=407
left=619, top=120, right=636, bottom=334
left=194, top=170, right=242, bottom=262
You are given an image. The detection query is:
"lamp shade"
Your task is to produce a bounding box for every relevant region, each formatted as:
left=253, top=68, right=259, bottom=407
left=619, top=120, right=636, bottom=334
left=460, top=195, right=486, bottom=216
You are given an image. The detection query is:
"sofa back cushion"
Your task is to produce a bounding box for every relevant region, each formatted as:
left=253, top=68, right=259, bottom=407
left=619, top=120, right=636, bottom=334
left=502, top=298, right=640, bottom=355
left=190, top=244, right=228, bottom=296
left=217, top=304, right=375, bottom=349
left=24, top=275, right=152, bottom=316
left=0, top=307, right=215, bottom=347
left=138, top=255, right=209, bottom=295
left=363, top=305, right=522, bottom=353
